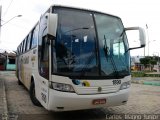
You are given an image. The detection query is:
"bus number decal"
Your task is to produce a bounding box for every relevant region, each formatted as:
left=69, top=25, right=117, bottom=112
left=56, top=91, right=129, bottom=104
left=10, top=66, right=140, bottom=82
left=112, top=80, right=121, bottom=85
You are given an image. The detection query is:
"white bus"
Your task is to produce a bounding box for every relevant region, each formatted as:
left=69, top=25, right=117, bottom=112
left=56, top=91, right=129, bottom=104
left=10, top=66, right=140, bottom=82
left=16, top=5, right=146, bottom=111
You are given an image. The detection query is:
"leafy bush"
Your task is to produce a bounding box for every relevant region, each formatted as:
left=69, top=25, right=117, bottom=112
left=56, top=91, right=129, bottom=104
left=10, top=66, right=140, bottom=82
left=131, top=71, right=146, bottom=77
left=131, top=71, right=160, bottom=77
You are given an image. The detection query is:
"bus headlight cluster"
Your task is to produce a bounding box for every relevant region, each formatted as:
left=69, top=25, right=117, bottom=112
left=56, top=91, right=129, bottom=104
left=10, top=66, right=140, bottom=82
left=50, top=82, right=75, bottom=92
left=120, top=81, right=131, bottom=90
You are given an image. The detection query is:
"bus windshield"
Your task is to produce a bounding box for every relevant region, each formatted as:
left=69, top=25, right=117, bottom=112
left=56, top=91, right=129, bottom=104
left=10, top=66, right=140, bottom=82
left=53, top=7, right=130, bottom=79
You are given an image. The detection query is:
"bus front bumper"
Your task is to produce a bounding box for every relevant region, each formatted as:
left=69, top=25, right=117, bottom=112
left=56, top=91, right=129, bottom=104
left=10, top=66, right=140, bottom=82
left=48, top=88, right=130, bottom=111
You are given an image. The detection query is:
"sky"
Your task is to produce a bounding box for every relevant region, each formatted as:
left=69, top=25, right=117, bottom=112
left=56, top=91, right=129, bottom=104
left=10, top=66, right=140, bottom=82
left=0, top=0, right=160, bottom=56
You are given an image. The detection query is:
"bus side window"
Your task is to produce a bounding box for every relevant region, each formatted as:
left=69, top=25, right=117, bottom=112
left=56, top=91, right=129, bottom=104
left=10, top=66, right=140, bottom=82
left=26, top=33, right=32, bottom=51
left=31, top=25, right=38, bottom=49
left=39, top=36, right=49, bottom=80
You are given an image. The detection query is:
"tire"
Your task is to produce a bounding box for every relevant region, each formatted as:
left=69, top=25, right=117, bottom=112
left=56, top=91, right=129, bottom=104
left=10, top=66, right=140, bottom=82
left=30, top=82, right=42, bottom=106
left=18, top=78, right=22, bottom=85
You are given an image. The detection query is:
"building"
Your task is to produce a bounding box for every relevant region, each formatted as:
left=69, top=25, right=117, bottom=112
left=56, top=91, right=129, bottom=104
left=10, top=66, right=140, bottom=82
left=0, top=50, right=16, bottom=70
left=0, top=52, right=6, bottom=70
left=131, top=56, right=145, bottom=71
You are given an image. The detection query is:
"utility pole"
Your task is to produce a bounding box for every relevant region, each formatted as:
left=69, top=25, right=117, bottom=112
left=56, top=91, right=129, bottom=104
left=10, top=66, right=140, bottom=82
left=146, top=24, right=150, bottom=56
left=0, top=6, right=2, bottom=43
left=0, top=12, right=22, bottom=44
left=1, top=15, right=22, bottom=27
left=153, top=52, right=159, bottom=73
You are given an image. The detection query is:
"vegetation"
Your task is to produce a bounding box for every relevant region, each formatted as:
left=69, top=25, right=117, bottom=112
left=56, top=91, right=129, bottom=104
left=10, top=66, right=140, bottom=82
left=131, top=71, right=160, bottom=77
left=140, top=56, right=157, bottom=67
left=131, top=71, right=146, bottom=77
left=131, top=56, right=160, bottom=77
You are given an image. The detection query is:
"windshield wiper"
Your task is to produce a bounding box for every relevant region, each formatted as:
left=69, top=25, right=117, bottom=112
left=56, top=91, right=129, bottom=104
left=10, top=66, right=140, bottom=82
left=109, top=55, right=120, bottom=78
left=103, top=35, right=109, bottom=61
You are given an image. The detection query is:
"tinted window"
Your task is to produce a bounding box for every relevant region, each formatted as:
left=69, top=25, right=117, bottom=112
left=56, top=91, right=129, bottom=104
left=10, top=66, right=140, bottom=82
left=54, top=8, right=98, bottom=76
left=20, top=43, right=23, bottom=53
left=95, top=13, right=130, bottom=76
left=17, top=48, right=19, bottom=55
left=26, top=33, right=32, bottom=50
left=21, top=41, right=24, bottom=53
left=23, top=39, right=27, bottom=52
left=19, top=45, right=21, bottom=54
left=24, top=38, right=28, bottom=52
left=31, top=25, right=38, bottom=48
left=39, top=37, right=49, bottom=80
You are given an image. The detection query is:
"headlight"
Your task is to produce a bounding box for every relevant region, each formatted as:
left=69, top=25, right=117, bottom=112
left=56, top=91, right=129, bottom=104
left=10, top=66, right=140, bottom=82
left=120, top=81, right=131, bottom=90
left=50, top=82, right=75, bottom=92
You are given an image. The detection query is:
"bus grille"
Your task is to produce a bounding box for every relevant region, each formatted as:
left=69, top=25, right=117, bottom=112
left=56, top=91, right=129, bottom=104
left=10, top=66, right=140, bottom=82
left=75, top=85, right=120, bottom=95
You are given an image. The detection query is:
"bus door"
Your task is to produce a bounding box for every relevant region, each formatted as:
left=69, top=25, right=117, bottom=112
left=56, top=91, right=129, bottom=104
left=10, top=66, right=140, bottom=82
left=38, top=36, right=50, bottom=108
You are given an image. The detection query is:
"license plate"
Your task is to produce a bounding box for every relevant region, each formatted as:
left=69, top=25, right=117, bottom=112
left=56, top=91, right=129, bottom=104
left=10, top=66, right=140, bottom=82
left=92, top=99, right=106, bottom=105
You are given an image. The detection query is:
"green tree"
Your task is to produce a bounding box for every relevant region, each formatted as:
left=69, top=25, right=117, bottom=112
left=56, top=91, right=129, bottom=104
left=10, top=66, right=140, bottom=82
left=140, top=56, right=157, bottom=68
left=150, top=59, right=157, bottom=65
left=140, top=57, right=150, bottom=67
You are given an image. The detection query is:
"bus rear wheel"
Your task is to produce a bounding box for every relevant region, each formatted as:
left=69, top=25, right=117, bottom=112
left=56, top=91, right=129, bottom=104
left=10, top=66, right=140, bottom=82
left=18, top=78, right=22, bottom=85
left=30, top=82, right=42, bottom=107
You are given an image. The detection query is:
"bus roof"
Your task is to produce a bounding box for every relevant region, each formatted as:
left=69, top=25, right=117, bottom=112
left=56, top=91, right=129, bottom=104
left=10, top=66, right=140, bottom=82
left=50, top=4, right=121, bottom=19
left=18, top=4, right=122, bottom=49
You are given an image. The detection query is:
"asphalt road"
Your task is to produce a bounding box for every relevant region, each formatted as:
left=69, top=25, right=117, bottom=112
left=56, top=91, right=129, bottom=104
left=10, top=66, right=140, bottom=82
left=0, top=71, right=160, bottom=120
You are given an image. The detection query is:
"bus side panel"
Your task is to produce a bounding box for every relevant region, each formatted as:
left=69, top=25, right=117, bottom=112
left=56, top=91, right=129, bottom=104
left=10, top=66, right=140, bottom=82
left=18, top=55, right=23, bottom=84
left=15, top=57, right=18, bottom=78
left=23, top=50, right=33, bottom=90
left=17, top=48, right=37, bottom=90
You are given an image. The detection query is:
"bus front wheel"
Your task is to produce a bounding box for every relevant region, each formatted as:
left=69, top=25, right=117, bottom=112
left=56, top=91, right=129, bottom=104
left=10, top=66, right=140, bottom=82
left=30, top=82, right=42, bottom=107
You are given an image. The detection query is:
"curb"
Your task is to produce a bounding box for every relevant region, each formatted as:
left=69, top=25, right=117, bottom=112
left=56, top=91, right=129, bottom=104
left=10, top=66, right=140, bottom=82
left=143, top=81, right=160, bottom=86
left=2, top=78, right=8, bottom=120
left=131, top=80, right=160, bottom=86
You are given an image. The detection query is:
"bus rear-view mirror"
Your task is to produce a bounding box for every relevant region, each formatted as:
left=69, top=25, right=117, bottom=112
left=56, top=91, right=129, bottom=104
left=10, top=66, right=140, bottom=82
left=125, top=27, right=146, bottom=51
left=45, top=13, right=58, bottom=39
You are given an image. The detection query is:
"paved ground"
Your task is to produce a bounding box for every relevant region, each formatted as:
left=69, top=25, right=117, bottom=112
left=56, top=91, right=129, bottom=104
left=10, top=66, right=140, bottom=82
left=0, top=77, right=4, bottom=114
left=0, top=71, right=160, bottom=120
